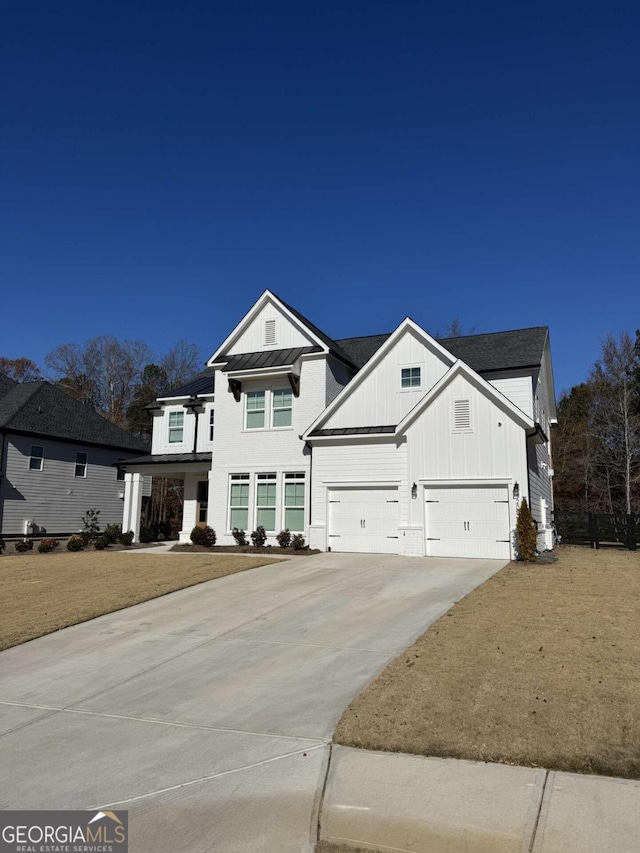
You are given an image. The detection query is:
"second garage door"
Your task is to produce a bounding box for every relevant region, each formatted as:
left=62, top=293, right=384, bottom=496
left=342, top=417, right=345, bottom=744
left=425, top=485, right=511, bottom=560
left=328, top=487, right=399, bottom=554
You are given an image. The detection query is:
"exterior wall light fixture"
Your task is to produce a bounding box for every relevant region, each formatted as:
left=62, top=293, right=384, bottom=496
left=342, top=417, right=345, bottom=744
left=411, top=482, right=418, bottom=499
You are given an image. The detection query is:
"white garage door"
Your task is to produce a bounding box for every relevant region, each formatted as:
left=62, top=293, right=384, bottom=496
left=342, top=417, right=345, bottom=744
left=328, top=487, right=399, bottom=554
left=425, top=485, right=511, bottom=560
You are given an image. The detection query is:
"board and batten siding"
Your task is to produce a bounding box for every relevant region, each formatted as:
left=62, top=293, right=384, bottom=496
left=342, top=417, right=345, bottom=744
left=486, top=371, right=534, bottom=419
left=151, top=402, right=215, bottom=455
left=224, top=301, right=317, bottom=355
left=308, top=440, right=407, bottom=551
left=320, top=330, right=452, bottom=430
left=0, top=435, right=146, bottom=535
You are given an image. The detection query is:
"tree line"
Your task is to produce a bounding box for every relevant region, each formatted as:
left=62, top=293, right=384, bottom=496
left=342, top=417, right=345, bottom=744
left=554, top=330, right=640, bottom=516
left=0, top=337, right=204, bottom=440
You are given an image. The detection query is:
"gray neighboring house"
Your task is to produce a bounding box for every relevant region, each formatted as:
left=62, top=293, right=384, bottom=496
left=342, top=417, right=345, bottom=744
left=0, top=374, right=148, bottom=537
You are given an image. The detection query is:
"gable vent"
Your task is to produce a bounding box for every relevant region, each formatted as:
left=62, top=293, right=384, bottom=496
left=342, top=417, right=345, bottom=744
left=453, top=398, right=471, bottom=431
left=264, top=318, right=277, bottom=346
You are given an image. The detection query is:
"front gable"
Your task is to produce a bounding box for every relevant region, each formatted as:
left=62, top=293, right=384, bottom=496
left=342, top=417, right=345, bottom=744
left=306, top=320, right=455, bottom=433
left=207, top=292, right=328, bottom=363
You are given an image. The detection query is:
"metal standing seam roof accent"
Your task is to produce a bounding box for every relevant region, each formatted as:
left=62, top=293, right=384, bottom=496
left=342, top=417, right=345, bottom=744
left=158, top=369, right=216, bottom=399
left=309, top=425, right=396, bottom=437
left=219, top=346, right=322, bottom=372
left=117, top=452, right=213, bottom=465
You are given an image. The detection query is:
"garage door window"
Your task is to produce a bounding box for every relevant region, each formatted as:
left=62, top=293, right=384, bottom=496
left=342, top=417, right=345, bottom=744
left=256, top=472, right=277, bottom=531
left=284, top=472, right=305, bottom=531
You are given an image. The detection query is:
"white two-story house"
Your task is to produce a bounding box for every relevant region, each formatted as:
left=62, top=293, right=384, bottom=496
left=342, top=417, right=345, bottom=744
left=121, top=291, right=556, bottom=559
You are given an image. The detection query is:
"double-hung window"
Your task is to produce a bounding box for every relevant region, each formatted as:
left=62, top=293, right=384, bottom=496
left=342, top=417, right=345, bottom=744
left=168, top=411, right=184, bottom=443
left=272, top=389, right=292, bottom=428
left=256, top=472, right=277, bottom=531
left=245, top=391, right=265, bottom=429
left=229, top=474, right=250, bottom=530
left=208, top=408, right=215, bottom=441
left=401, top=367, right=421, bottom=389
left=75, top=452, right=88, bottom=478
left=29, top=445, right=44, bottom=471
left=283, top=472, right=305, bottom=532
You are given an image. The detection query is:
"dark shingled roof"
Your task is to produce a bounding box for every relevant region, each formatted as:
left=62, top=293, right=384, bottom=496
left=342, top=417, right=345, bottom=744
left=220, top=346, right=322, bottom=373
left=0, top=373, right=17, bottom=397
left=309, top=425, right=396, bottom=437
left=0, top=381, right=147, bottom=452
left=159, top=369, right=215, bottom=399
left=334, top=334, right=392, bottom=369
left=276, top=296, right=359, bottom=367
left=119, top=452, right=212, bottom=465
left=437, top=326, right=549, bottom=372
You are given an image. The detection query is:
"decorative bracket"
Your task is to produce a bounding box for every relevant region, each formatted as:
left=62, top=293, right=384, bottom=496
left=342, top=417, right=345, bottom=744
left=228, top=378, right=242, bottom=402
left=287, top=373, right=300, bottom=398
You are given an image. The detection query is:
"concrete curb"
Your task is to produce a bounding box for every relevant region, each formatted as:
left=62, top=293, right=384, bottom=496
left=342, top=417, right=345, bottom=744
left=316, top=746, right=640, bottom=853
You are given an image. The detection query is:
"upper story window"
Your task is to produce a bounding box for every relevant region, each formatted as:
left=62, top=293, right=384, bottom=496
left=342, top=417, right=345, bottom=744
left=168, top=411, right=184, bottom=443
left=29, top=445, right=44, bottom=471
left=401, top=367, right=421, bottom=389
left=246, top=391, right=266, bottom=429
left=264, top=318, right=277, bottom=346
left=272, top=389, right=292, bottom=428
left=453, top=398, right=472, bottom=432
left=75, top=452, right=88, bottom=478
left=209, top=408, right=215, bottom=441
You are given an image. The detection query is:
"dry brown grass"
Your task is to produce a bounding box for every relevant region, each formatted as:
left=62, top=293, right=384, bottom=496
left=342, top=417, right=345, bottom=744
left=334, top=545, right=640, bottom=779
left=0, top=551, right=275, bottom=651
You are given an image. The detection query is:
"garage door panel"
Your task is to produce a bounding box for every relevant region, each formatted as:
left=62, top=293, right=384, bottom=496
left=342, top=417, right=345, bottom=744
left=426, top=485, right=511, bottom=560
left=329, top=487, right=399, bottom=555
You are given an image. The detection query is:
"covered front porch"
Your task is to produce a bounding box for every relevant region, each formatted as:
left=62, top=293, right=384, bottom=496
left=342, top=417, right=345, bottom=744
left=119, top=452, right=213, bottom=542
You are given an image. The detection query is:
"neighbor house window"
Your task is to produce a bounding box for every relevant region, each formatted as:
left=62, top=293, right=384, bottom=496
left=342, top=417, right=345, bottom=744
left=168, top=411, right=184, bottom=443
left=272, top=389, right=292, bottom=428
left=209, top=408, right=215, bottom=441
left=401, top=367, right=421, bottom=388
left=256, top=472, right=277, bottom=531
left=284, top=472, right=305, bottom=532
left=75, top=452, right=87, bottom=478
left=116, top=466, right=125, bottom=481
left=453, top=398, right=472, bottom=431
left=245, top=391, right=265, bottom=429
left=29, top=445, right=44, bottom=471
left=229, top=474, right=250, bottom=530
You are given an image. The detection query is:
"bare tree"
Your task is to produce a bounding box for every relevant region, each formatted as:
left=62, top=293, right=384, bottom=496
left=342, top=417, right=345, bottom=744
left=159, top=340, right=203, bottom=389
left=0, top=357, right=41, bottom=382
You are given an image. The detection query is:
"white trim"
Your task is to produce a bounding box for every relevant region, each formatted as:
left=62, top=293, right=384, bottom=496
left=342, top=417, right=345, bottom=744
left=306, top=432, right=399, bottom=444
left=419, top=478, right=512, bottom=486
left=323, top=479, right=403, bottom=487
left=206, top=291, right=330, bottom=366
left=303, top=318, right=456, bottom=439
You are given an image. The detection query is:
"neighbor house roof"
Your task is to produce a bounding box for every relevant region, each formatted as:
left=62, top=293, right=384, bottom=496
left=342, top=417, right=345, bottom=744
left=0, top=380, right=148, bottom=453
left=0, top=373, right=17, bottom=397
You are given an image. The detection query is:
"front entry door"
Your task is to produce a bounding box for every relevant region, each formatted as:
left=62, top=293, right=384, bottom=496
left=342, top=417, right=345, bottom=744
left=196, top=481, right=209, bottom=527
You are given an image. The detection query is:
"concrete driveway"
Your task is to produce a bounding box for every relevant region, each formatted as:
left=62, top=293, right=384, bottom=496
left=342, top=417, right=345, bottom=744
left=0, top=552, right=505, bottom=852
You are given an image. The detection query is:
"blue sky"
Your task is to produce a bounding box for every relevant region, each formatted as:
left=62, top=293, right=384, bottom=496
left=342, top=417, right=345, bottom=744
left=2, top=0, right=639, bottom=395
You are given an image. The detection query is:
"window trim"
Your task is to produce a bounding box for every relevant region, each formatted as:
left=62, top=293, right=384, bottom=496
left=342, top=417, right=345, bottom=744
left=208, top=407, right=215, bottom=442
left=255, top=472, right=277, bottom=532
left=283, top=472, right=306, bottom=533
left=168, top=410, right=185, bottom=444
left=74, top=451, right=88, bottom=478
left=245, top=391, right=266, bottom=430
left=400, top=365, right=422, bottom=391
left=29, top=445, right=44, bottom=471
left=228, top=473, right=250, bottom=532
left=271, top=388, right=293, bottom=429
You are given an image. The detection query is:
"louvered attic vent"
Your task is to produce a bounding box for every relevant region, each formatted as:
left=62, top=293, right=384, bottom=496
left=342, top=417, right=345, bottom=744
left=264, top=319, right=277, bottom=346
left=453, top=398, right=471, bottom=431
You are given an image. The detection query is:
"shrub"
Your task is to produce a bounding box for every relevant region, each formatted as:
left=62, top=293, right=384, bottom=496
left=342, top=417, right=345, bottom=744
left=103, top=523, right=121, bottom=545
left=190, top=526, right=217, bottom=547
left=516, top=498, right=538, bottom=562
left=139, top=525, right=155, bottom=543
left=0, top=536, right=4, bottom=554
left=38, top=538, right=59, bottom=553
left=251, top=526, right=267, bottom=548
left=15, top=539, right=32, bottom=553
left=120, top=531, right=134, bottom=546
left=67, top=535, right=84, bottom=552
left=291, top=534, right=306, bottom=550
left=276, top=529, right=292, bottom=548
left=94, top=535, right=109, bottom=550
left=232, top=528, right=247, bottom=546
left=82, top=508, right=101, bottom=543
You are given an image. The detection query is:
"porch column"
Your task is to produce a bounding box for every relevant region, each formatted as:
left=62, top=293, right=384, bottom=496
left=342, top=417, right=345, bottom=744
left=180, top=472, right=199, bottom=543
left=207, top=468, right=215, bottom=529
left=122, top=472, right=144, bottom=542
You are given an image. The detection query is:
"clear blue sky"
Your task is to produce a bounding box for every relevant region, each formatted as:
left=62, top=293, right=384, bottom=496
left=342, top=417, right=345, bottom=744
left=2, top=1, right=639, bottom=395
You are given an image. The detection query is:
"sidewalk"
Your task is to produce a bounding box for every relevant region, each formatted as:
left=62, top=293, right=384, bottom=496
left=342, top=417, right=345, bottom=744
left=318, top=746, right=640, bottom=853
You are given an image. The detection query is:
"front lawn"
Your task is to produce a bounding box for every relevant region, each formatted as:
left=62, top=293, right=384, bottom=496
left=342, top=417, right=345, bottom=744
left=334, top=545, right=640, bottom=779
left=0, top=551, right=276, bottom=651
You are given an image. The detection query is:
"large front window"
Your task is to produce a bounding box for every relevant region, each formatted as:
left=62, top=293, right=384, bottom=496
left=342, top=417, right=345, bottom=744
left=168, top=411, right=184, bottom=443
left=284, top=472, right=305, bottom=531
left=245, top=391, right=265, bottom=429
left=256, top=473, right=277, bottom=531
left=272, top=389, right=292, bottom=428
left=229, top=474, right=249, bottom=530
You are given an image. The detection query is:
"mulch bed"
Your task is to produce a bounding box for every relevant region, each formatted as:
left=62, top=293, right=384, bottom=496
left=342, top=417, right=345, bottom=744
left=171, top=543, right=321, bottom=556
